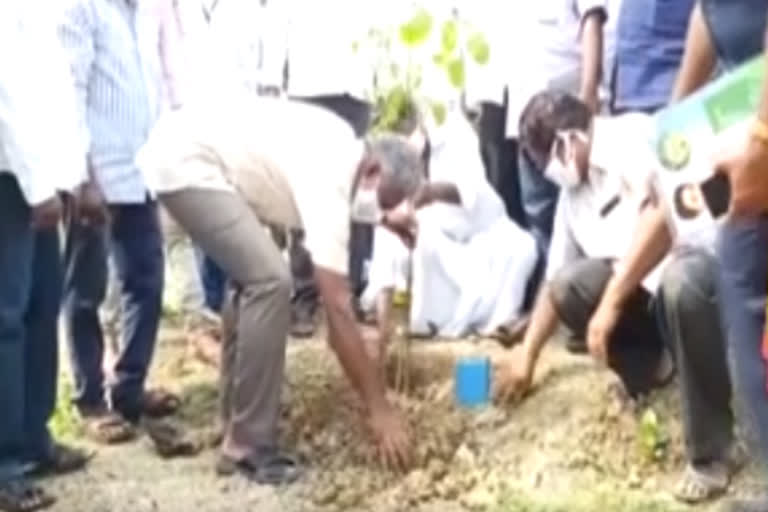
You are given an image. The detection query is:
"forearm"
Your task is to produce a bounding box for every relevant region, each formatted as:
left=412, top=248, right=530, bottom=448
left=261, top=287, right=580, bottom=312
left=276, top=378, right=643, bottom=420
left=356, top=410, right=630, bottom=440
left=601, top=205, right=671, bottom=307
left=321, top=277, right=389, bottom=411
left=579, top=13, right=605, bottom=100
left=521, top=284, right=560, bottom=365
left=414, top=182, right=461, bottom=208
left=670, top=3, right=716, bottom=102
left=376, top=288, right=395, bottom=342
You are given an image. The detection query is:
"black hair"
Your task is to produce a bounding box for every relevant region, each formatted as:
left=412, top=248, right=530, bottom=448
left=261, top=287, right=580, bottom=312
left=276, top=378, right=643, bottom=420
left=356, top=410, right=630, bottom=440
left=673, top=183, right=702, bottom=220
left=518, top=91, right=592, bottom=168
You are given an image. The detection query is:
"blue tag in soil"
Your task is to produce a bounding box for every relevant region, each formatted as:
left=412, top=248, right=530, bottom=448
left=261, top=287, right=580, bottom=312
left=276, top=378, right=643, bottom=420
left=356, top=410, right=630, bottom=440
left=455, top=356, right=491, bottom=408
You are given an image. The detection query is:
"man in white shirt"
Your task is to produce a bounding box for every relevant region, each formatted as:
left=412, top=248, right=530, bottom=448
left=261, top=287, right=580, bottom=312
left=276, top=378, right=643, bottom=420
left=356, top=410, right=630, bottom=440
left=58, top=0, right=182, bottom=443
left=0, top=3, right=94, bottom=509
left=506, top=0, right=610, bottom=313
left=496, top=91, right=741, bottom=503
left=137, top=97, right=418, bottom=481
left=362, top=111, right=537, bottom=339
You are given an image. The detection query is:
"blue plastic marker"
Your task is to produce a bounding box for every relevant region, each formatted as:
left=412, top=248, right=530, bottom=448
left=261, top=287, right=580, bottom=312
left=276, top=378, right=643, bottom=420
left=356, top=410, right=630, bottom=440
left=455, top=356, right=491, bottom=408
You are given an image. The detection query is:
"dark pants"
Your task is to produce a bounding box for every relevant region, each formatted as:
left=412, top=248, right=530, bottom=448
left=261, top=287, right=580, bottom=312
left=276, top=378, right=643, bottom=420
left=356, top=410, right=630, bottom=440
left=519, top=149, right=560, bottom=308
left=199, top=253, right=226, bottom=312
left=552, top=254, right=734, bottom=461
left=477, top=100, right=527, bottom=228
left=292, top=93, right=374, bottom=304
left=0, top=176, right=61, bottom=480
left=63, top=201, right=164, bottom=421
left=717, top=216, right=768, bottom=467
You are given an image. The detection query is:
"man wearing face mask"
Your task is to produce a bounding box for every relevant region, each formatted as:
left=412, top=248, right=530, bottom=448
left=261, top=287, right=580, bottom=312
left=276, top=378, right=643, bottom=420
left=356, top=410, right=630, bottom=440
left=136, top=96, right=421, bottom=481
left=495, top=91, right=677, bottom=401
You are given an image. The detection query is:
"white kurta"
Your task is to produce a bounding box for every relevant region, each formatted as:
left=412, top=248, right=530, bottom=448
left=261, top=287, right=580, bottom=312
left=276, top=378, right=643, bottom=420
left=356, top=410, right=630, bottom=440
left=363, top=112, right=537, bottom=337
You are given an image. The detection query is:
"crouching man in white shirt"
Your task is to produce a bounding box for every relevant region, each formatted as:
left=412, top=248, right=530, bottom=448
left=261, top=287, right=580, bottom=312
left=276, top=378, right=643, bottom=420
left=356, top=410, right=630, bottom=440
left=137, top=97, right=420, bottom=482
left=495, top=91, right=742, bottom=503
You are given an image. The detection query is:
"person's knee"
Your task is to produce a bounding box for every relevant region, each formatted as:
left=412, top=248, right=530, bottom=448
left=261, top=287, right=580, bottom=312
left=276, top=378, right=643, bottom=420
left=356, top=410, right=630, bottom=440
left=659, top=251, right=717, bottom=318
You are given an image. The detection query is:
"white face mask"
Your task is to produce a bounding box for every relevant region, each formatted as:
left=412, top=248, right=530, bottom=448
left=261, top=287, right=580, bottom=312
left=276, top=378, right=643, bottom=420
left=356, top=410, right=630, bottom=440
left=544, top=130, right=588, bottom=189
left=350, top=186, right=382, bottom=224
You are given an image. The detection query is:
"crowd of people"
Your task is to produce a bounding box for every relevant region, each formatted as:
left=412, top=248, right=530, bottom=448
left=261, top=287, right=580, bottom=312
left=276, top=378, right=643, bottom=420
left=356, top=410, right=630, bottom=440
left=3, top=0, right=768, bottom=511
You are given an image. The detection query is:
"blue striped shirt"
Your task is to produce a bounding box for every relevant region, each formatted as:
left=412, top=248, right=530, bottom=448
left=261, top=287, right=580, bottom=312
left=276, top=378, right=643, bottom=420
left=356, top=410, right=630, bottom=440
left=59, top=0, right=163, bottom=203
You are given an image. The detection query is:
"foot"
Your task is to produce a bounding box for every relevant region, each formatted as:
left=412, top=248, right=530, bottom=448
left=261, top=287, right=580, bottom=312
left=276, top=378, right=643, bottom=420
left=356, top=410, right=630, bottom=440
left=81, top=410, right=136, bottom=445
left=30, top=443, right=93, bottom=477
left=187, top=328, right=221, bottom=367
left=721, top=496, right=768, bottom=512
left=143, top=418, right=201, bottom=459
left=674, top=443, right=747, bottom=504
left=0, top=480, right=55, bottom=512
left=141, top=388, right=181, bottom=418
left=216, top=452, right=305, bottom=485
left=290, top=307, right=316, bottom=338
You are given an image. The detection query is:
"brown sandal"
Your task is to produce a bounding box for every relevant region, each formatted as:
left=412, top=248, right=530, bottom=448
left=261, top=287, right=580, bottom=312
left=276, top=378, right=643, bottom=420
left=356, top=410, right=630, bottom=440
left=142, top=388, right=181, bottom=418
left=82, top=412, right=136, bottom=445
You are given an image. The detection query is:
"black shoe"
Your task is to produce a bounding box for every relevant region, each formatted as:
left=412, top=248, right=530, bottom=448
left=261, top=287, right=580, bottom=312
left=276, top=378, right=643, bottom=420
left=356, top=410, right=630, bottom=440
left=216, top=453, right=305, bottom=486
left=291, top=307, right=316, bottom=338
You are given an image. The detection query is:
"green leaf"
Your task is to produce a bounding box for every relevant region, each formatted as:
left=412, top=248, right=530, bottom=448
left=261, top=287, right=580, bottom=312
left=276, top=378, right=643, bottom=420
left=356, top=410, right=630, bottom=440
left=432, top=52, right=448, bottom=67
left=445, top=57, right=465, bottom=89
left=440, top=20, right=458, bottom=54
left=430, top=101, right=447, bottom=125
left=466, top=32, right=490, bottom=65
left=399, top=9, right=433, bottom=47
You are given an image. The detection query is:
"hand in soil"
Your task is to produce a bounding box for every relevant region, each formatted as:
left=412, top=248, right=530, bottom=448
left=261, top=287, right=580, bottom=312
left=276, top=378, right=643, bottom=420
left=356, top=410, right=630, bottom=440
left=494, top=345, right=534, bottom=403
left=368, top=403, right=412, bottom=471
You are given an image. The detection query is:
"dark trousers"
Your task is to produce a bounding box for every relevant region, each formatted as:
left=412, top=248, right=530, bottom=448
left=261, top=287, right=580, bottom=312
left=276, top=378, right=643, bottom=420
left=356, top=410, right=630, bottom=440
left=199, top=253, right=226, bottom=312
left=550, top=250, right=735, bottom=466
left=292, top=93, right=374, bottom=303
left=0, top=176, right=61, bottom=480
left=717, top=216, right=768, bottom=468
left=63, top=201, right=164, bottom=421
left=477, top=101, right=527, bottom=228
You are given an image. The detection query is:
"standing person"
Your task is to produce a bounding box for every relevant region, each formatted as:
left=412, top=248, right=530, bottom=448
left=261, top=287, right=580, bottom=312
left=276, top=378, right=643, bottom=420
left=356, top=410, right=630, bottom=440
left=506, top=0, right=609, bottom=310
left=672, top=2, right=768, bottom=511
left=0, top=3, right=95, bottom=509
left=137, top=96, right=415, bottom=480
left=286, top=0, right=376, bottom=328
left=58, top=0, right=181, bottom=444
left=611, top=0, right=695, bottom=114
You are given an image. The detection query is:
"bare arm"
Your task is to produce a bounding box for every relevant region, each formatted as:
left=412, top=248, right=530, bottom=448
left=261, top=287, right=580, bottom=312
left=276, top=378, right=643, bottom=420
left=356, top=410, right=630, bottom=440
left=519, top=284, right=561, bottom=369
left=670, top=3, right=717, bottom=102
left=314, top=267, right=390, bottom=413
left=413, top=182, right=461, bottom=208
left=579, top=9, right=606, bottom=111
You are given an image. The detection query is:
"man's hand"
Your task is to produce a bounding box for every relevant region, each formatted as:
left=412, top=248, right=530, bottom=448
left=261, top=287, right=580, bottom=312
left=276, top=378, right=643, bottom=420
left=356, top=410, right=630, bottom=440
left=494, top=344, right=535, bottom=403
left=587, top=301, right=621, bottom=364
left=31, top=195, right=63, bottom=229
left=368, top=402, right=411, bottom=470
left=716, top=138, right=768, bottom=218
left=382, top=202, right=417, bottom=248
left=74, top=182, right=109, bottom=225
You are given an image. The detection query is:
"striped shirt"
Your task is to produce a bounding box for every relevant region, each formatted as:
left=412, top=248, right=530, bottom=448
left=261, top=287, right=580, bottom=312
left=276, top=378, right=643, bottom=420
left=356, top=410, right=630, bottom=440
left=59, top=0, right=180, bottom=204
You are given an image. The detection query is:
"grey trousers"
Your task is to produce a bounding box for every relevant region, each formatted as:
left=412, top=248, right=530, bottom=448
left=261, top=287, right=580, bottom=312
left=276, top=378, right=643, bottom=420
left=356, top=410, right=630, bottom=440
left=551, top=250, right=734, bottom=464
left=161, top=188, right=291, bottom=461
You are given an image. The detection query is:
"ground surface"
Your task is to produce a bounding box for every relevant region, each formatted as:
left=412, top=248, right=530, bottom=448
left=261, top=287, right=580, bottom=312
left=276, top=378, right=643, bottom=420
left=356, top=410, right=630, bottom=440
left=45, top=325, right=761, bottom=512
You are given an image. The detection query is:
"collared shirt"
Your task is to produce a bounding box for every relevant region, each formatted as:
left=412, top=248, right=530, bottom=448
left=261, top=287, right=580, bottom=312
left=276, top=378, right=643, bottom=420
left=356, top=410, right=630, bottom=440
left=59, top=0, right=176, bottom=204
left=545, top=113, right=664, bottom=291
left=0, top=2, right=87, bottom=205
left=505, top=0, right=609, bottom=137
left=137, top=97, right=364, bottom=275
left=613, top=0, right=695, bottom=112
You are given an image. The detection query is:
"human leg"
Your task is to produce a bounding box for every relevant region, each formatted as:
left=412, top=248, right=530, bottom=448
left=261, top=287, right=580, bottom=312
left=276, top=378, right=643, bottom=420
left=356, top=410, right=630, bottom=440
left=716, top=216, right=768, bottom=511
left=549, top=258, right=665, bottom=397
left=656, top=249, right=739, bottom=502
left=161, top=188, right=298, bottom=483
left=108, top=201, right=165, bottom=422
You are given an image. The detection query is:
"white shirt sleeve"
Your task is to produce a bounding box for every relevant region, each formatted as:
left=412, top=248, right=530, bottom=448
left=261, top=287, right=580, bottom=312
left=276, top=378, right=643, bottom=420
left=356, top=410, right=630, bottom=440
left=0, top=4, right=87, bottom=205
left=545, top=194, right=583, bottom=282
